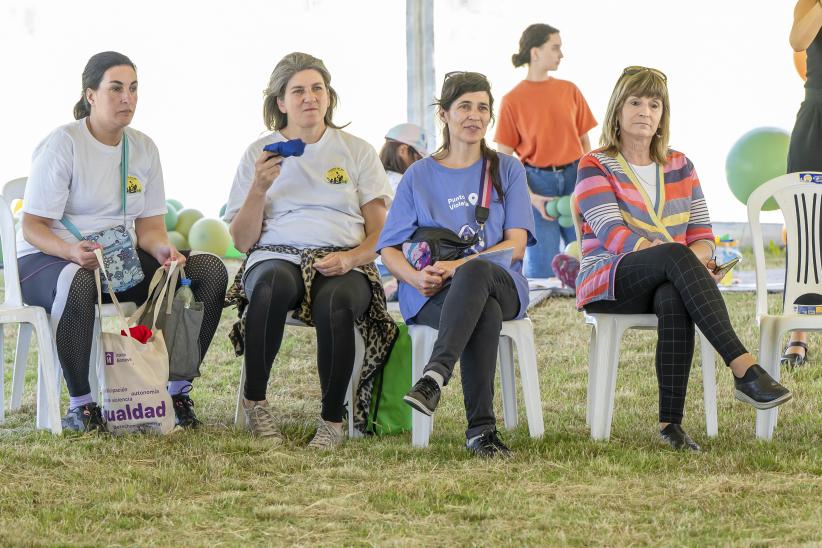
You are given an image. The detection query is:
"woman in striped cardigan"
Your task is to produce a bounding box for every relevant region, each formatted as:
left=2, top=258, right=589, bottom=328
left=573, top=67, right=792, bottom=451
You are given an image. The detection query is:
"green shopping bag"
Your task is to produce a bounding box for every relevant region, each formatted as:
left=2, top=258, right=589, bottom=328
left=367, top=322, right=412, bottom=435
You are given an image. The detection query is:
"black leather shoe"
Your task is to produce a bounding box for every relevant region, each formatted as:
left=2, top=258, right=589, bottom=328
left=734, top=364, right=792, bottom=410
left=172, top=393, right=201, bottom=429
left=659, top=424, right=700, bottom=452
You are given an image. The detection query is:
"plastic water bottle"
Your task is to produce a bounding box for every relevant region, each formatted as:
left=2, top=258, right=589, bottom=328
left=176, top=278, right=194, bottom=309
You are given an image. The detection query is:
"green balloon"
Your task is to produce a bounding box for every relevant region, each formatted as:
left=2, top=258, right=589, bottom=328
left=188, top=218, right=232, bottom=256
left=558, top=214, right=574, bottom=228
left=166, top=199, right=183, bottom=212
left=564, top=240, right=580, bottom=259
left=167, top=230, right=188, bottom=250
left=175, top=208, right=204, bottom=237
left=726, top=127, right=789, bottom=211
left=556, top=195, right=572, bottom=217
left=219, top=203, right=227, bottom=218
left=164, top=207, right=178, bottom=231
left=544, top=199, right=559, bottom=218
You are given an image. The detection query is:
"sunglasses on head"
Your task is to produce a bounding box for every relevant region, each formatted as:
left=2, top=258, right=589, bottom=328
left=443, top=70, right=488, bottom=85
left=622, top=66, right=667, bottom=82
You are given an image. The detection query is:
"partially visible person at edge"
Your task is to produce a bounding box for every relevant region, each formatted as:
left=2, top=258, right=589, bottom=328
left=781, top=0, right=822, bottom=368
left=379, top=122, right=428, bottom=192
left=573, top=66, right=792, bottom=452
left=18, top=51, right=228, bottom=432
left=378, top=71, right=536, bottom=458
left=495, top=23, right=596, bottom=279
left=223, top=52, right=396, bottom=450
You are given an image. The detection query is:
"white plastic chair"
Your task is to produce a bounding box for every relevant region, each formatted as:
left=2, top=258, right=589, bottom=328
left=748, top=171, right=822, bottom=440
left=234, top=316, right=365, bottom=439
left=583, top=313, right=718, bottom=441
left=408, top=318, right=544, bottom=448
left=0, top=193, right=62, bottom=433
left=3, top=177, right=136, bottom=431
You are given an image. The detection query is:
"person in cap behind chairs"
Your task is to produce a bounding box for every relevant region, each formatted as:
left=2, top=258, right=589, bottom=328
left=379, top=123, right=429, bottom=192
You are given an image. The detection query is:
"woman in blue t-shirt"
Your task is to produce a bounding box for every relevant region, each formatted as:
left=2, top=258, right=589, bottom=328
left=377, top=72, right=536, bottom=457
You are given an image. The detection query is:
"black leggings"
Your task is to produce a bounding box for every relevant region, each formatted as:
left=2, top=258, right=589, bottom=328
left=242, top=259, right=371, bottom=422
left=585, top=243, right=748, bottom=424
left=414, top=259, right=520, bottom=439
left=20, top=249, right=228, bottom=398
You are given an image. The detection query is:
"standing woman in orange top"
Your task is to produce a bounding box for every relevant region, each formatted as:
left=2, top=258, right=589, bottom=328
left=496, top=23, right=597, bottom=279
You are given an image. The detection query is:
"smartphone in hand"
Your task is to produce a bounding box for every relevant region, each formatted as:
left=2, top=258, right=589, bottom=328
left=712, top=256, right=741, bottom=279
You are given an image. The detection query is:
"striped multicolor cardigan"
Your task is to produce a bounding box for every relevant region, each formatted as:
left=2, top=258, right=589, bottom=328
left=572, top=149, right=714, bottom=309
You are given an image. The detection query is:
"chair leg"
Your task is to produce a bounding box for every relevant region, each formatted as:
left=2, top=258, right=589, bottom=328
left=0, top=324, right=4, bottom=423
left=32, top=318, right=62, bottom=434
left=697, top=329, right=718, bottom=438
left=498, top=335, right=518, bottom=430
left=235, top=363, right=247, bottom=429
left=514, top=327, right=544, bottom=439
left=586, top=324, right=597, bottom=427
left=756, top=322, right=783, bottom=440
left=410, top=329, right=433, bottom=448
left=348, top=329, right=365, bottom=440
left=10, top=322, right=33, bottom=410
left=590, top=317, right=619, bottom=441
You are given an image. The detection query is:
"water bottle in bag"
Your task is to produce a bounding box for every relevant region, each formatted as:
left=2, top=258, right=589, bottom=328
left=176, top=278, right=195, bottom=309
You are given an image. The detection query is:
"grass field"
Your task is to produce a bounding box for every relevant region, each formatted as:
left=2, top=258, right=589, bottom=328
left=1, top=260, right=821, bottom=546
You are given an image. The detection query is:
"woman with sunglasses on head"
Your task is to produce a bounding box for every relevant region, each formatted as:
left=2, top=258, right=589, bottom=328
left=224, top=52, right=396, bottom=449
left=18, top=51, right=228, bottom=432
left=495, top=23, right=596, bottom=280
left=781, top=0, right=822, bottom=368
left=378, top=72, right=536, bottom=457
left=574, top=67, right=792, bottom=452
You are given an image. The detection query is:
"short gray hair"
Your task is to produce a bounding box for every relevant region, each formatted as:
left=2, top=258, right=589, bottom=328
left=262, top=52, right=342, bottom=131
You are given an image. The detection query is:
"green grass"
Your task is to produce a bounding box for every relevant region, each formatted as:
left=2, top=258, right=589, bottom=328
left=1, top=268, right=821, bottom=546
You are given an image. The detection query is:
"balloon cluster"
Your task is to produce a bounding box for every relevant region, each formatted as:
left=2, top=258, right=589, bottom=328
left=164, top=199, right=244, bottom=259
left=544, top=195, right=575, bottom=228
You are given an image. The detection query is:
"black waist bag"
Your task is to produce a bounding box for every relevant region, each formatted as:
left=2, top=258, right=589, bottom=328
left=410, top=227, right=478, bottom=262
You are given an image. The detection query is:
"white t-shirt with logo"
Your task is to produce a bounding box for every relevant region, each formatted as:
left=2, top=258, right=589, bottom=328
left=223, top=128, right=393, bottom=271
left=18, top=118, right=167, bottom=258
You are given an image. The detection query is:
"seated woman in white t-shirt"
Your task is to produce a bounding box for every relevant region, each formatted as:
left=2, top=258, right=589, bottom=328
left=224, top=52, right=394, bottom=449
left=18, top=51, right=228, bottom=433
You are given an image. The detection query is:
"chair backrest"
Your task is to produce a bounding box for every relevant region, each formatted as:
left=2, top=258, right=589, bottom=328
left=0, top=194, right=24, bottom=306
left=747, top=172, right=822, bottom=320
left=2, top=177, right=27, bottom=201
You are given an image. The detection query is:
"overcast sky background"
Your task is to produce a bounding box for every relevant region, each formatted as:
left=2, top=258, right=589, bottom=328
left=0, top=0, right=800, bottom=223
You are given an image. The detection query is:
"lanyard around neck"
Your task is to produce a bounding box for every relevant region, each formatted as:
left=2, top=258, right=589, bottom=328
left=120, top=132, right=129, bottom=224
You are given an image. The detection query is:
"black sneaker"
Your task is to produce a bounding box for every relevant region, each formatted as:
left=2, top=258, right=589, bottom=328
left=172, top=393, right=201, bottom=429
left=659, top=423, right=701, bottom=452
left=734, top=364, right=792, bottom=410
left=466, top=429, right=512, bottom=458
left=61, top=402, right=105, bottom=433
left=403, top=376, right=441, bottom=416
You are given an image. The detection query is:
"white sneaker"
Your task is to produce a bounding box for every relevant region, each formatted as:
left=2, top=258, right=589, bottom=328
left=244, top=401, right=284, bottom=443
left=307, top=419, right=345, bottom=450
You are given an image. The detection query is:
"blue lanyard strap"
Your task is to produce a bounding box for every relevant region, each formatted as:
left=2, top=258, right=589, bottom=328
left=61, top=131, right=129, bottom=239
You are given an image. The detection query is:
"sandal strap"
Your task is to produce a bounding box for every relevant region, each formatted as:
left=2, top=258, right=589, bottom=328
left=785, top=340, right=809, bottom=352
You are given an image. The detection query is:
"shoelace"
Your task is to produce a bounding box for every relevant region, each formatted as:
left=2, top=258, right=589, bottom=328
left=248, top=405, right=280, bottom=437
left=482, top=430, right=510, bottom=454
left=416, top=378, right=439, bottom=400
left=308, top=421, right=340, bottom=448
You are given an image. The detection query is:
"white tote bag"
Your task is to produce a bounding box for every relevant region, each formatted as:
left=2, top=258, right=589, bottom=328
left=94, top=249, right=176, bottom=435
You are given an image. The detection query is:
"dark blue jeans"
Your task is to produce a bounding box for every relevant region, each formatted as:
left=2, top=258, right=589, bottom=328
left=524, top=160, right=579, bottom=278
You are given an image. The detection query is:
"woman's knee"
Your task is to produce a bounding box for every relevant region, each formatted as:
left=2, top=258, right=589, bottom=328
left=312, top=277, right=370, bottom=322
left=187, top=253, right=228, bottom=286
left=452, top=257, right=495, bottom=285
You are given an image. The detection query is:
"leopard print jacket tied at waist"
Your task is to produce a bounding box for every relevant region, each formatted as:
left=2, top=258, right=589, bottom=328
left=224, top=244, right=399, bottom=433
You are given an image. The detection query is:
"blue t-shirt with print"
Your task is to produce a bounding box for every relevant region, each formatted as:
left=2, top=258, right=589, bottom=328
left=377, top=154, right=536, bottom=322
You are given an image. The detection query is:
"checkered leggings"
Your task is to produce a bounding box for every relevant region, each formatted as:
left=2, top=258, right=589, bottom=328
left=585, top=243, right=747, bottom=423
